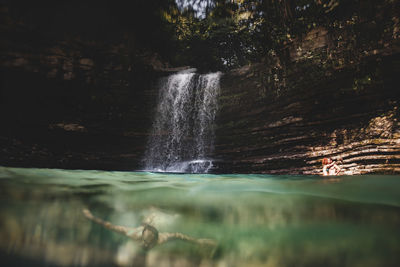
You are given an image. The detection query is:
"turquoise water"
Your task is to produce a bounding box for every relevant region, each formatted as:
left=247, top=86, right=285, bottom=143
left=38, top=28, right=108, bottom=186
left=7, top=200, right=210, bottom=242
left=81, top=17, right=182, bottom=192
left=0, top=166, right=399, bottom=267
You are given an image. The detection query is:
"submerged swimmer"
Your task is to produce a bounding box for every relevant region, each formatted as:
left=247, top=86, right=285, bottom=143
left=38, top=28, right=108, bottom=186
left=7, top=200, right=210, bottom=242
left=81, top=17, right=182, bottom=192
left=82, top=209, right=216, bottom=250
left=322, top=157, right=342, bottom=176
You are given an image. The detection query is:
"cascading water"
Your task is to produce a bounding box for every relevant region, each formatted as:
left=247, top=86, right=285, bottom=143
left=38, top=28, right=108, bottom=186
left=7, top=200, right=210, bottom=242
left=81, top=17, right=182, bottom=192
left=144, top=69, right=221, bottom=173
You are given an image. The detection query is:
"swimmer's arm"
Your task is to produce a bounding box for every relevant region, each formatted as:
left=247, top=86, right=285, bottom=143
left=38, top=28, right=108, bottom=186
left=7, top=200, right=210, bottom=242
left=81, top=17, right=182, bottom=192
left=158, top=232, right=216, bottom=247
left=83, top=209, right=142, bottom=240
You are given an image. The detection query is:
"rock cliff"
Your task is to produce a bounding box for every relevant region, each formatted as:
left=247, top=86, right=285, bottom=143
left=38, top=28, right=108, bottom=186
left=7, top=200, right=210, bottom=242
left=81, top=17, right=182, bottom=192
left=215, top=36, right=400, bottom=174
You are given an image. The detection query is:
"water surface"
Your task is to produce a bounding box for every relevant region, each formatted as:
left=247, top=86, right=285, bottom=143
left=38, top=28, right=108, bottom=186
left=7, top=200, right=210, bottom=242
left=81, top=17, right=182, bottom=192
left=0, top=166, right=399, bottom=266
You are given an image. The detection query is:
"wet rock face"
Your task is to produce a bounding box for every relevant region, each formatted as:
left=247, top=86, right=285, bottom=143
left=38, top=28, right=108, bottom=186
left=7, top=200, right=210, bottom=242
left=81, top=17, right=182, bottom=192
left=214, top=53, right=400, bottom=174
left=211, top=9, right=400, bottom=174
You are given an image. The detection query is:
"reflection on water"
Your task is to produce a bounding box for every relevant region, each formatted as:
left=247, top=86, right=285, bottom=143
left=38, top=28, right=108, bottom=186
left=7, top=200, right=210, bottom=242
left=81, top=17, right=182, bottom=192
left=0, top=167, right=399, bottom=267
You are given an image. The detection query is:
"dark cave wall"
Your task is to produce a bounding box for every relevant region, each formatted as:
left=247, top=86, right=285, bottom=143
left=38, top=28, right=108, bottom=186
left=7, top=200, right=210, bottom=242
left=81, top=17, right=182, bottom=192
left=0, top=5, right=165, bottom=170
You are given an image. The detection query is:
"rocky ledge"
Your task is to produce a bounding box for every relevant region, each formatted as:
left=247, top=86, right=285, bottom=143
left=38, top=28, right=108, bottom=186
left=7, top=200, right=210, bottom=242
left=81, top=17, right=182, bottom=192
left=214, top=51, right=400, bottom=175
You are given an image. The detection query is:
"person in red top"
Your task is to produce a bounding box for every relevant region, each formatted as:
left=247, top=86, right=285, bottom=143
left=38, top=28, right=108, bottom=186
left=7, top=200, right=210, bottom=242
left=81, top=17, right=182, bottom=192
left=322, top=157, right=341, bottom=176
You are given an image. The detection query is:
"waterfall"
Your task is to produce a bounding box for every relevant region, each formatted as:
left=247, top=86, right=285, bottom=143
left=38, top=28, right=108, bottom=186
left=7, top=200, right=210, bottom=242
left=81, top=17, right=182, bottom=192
left=144, top=69, right=221, bottom=173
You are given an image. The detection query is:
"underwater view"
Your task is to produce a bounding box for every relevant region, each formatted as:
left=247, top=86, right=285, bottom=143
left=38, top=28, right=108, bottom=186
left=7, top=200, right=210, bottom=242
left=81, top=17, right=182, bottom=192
left=1, top=166, right=399, bottom=267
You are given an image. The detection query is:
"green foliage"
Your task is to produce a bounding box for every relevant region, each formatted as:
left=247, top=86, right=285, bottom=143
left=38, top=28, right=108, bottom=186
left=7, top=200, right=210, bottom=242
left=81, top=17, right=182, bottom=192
left=6, top=0, right=397, bottom=71
left=353, top=75, right=372, bottom=91
left=162, top=0, right=398, bottom=71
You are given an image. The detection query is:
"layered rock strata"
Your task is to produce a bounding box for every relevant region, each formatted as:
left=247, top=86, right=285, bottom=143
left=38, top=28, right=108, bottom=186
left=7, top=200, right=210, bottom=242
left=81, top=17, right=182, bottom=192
left=214, top=54, right=400, bottom=174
